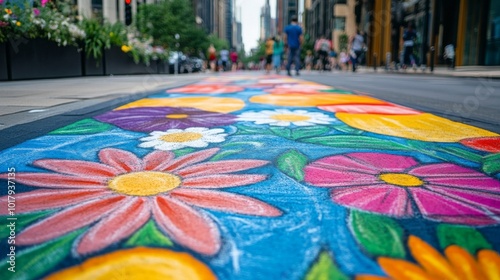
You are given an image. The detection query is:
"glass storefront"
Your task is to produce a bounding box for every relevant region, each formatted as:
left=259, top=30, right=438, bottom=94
left=485, top=0, right=500, bottom=65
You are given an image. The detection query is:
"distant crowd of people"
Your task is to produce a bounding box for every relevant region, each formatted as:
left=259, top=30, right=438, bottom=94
left=202, top=17, right=429, bottom=75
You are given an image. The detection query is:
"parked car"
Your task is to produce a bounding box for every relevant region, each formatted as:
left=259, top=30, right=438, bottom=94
left=168, top=52, right=190, bottom=74
left=190, top=57, right=204, bottom=72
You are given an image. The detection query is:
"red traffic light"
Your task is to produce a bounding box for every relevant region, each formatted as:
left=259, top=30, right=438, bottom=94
left=125, top=0, right=131, bottom=5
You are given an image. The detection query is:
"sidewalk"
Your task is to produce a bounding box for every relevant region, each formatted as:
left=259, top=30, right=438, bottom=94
left=352, top=65, right=500, bottom=78
left=0, top=74, right=203, bottom=130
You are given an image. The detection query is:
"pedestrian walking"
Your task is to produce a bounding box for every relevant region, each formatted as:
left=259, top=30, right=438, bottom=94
left=220, top=48, right=229, bottom=72
left=208, top=44, right=217, bottom=72
left=305, top=50, right=314, bottom=72
left=314, top=35, right=331, bottom=72
left=329, top=48, right=338, bottom=70
left=230, top=48, right=239, bottom=71
left=265, top=37, right=274, bottom=74
left=272, top=36, right=285, bottom=74
left=339, top=50, right=349, bottom=71
left=350, top=30, right=365, bottom=72
left=402, top=23, right=417, bottom=70
left=284, top=16, right=303, bottom=76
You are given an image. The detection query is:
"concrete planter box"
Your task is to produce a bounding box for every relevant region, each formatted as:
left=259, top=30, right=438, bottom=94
left=8, top=38, right=82, bottom=80
left=0, top=42, right=7, bottom=81
left=82, top=51, right=105, bottom=76
left=104, top=47, right=158, bottom=75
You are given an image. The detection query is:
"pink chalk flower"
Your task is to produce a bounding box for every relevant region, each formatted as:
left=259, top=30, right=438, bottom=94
left=0, top=148, right=281, bottom=255
left=33, top=8, right=40, bottom=16
left=41, top=0, right=49, bottom=7
left=304, top=152, right=500, bottom=226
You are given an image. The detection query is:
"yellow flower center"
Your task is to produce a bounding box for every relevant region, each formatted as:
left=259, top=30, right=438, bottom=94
left=108, top=171, right=181, bottom=196
left=166, top=114, right=189, bottom=119
left=379, top=173, right=424, bottom=187
left=160, top=132, right=203, bottom=143
left=271, top=114, right=311, bottom=122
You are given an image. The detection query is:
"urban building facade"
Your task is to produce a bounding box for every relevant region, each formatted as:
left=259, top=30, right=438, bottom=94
left=232, top=5, right=244, bottom=51
left=277, top=0, right=299, bottom=34
left=303, top=0, right=357, bottom=51
left=302, top=0, right=498, bottom=67
left=260, top=0, right=272, bottom=41
left=191, top=0, right=214, bottom=34
left=361, top=0, right=499, bottom=67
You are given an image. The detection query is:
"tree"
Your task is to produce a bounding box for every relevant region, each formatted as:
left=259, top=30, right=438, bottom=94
left=135, top=0, right=208, bottom=54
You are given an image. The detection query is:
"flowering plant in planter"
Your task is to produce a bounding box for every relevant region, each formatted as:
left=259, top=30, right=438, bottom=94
left=122, top=30, right=168, bottom=65
left=0, top=0, right=85, bottom=46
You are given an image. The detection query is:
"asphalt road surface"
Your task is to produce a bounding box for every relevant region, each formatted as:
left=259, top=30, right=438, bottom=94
left=301, top=72, right=500, bottom=133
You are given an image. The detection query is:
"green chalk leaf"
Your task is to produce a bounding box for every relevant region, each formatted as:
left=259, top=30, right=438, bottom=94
left=210, top=149, right=243, bottom=161
left=302, top=135, right=408, bottom=150
left=124, top=220, right=173, bottom=248
left=482, top=153, right=500, bottom=175
left=331, top=124, right=365, bottom=135
left=49, top=119, right=114, bottom=135
left=437, top=224, right=492, bottom=254
left=269, top=127, right=292, bottom=138
left=291, top=126, right=331, bottom=140
left=0, top=211, right=53, bottom=240
left=350, top=210, right=406, bottom=258
left=320, top=89, right=353, bottom=94
left=437, top=146, right=482, bottom=163
left=173, top=148, right=196, bottom=157
left=0, top=229, right=83, bottom=280
left=305, top=251, right=349, bottom=280
left=276, top=149, right=308, bottom=181
left=235, top=124, right=273, bottom=135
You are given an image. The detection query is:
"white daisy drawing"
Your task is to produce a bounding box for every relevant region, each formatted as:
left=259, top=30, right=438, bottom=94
left=139, top=127, right=227, bottom=151
left=238, top=109, right=336, bottom=127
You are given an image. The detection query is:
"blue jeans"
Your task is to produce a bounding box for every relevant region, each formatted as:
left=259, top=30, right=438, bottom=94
left=272, top=54, right=282, bottom=68
left=286, top=47, right=301, bottom=73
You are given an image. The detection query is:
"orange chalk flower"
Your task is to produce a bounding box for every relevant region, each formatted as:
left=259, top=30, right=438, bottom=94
left=46, top=247, right=217, bottom=280
left=4, top=9, right=12, bottom=15
left=357, top=236, right=500, bottom=280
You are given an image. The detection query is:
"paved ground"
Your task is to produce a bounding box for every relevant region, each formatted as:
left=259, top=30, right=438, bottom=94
left=1, top=73, right=500, bottom=279
left=0, top=74, right=202, bottom=150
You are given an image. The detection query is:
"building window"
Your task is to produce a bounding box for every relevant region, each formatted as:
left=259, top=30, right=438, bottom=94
left=91, top=0, right=103, bottom=18
left=334, top=17, right=346, bottom=31
left=337, top=0, right=347, bottom=4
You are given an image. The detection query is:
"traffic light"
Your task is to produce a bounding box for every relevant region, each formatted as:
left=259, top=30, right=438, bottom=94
left=125, top=0, right=132, bottom=26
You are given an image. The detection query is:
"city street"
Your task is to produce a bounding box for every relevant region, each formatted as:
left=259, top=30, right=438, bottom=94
left=1, top=73, right=500, bottom=279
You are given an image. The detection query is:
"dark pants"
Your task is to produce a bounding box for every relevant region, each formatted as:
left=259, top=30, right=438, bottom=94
left=318, top=50, right=328, bottom=71
left=403, top=46, right=415, bottom=66
left=287, top=47, right=301, bottom=73
left=351, top=50, right=363, bottom=72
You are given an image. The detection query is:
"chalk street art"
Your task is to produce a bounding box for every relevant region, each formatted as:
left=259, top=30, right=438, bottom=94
left=1, top=75, right=500, bottom=279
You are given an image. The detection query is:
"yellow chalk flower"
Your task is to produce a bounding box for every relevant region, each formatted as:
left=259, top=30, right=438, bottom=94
left=16, top=21, right=21, bottom=26
left=46, top=247, right=217, bottom=280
